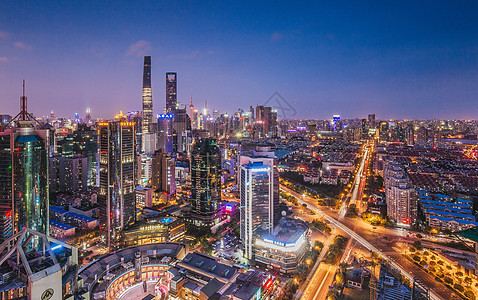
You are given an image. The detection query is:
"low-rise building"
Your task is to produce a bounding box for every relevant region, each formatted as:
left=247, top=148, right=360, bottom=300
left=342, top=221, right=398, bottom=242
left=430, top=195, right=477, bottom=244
left=124, top=216, right=186, bottom=246
left=253, top=218, right=310, bottom=274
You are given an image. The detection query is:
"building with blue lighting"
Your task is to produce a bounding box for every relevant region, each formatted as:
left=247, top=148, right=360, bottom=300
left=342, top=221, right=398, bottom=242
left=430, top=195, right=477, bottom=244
left=253, top=218, right=310, bottom=274
left=239, top=144, right=279, bottom=260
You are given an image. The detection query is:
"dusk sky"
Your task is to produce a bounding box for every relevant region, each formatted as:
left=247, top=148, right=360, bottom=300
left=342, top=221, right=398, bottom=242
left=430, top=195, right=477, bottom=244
left=0, top=1, right=477, bottom=120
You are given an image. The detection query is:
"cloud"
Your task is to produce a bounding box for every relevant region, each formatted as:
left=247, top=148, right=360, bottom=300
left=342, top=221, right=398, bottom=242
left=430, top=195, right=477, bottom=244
left=271, top=32, right=283, bottom=41
left=14, top=41, right=32, bottom=50
left=126, top=40, right=152, bottom=57
left=167, top=50, right=200, bottom=60
left=0, top=31, right=8, bottom=39
left=0, top=57, right=7, bottom=63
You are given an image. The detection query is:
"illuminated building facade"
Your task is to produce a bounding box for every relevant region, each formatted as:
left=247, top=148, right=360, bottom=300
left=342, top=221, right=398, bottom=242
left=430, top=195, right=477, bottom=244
left=151, top=148, right=176, bottom=204
left=190, top=138, right=221, bottom=226
left=142, top=56, right=153, bottom=135
left=384, top=160, right=417, bottom=226
left=0, top=84, right=49, bottom=239
left=157, top=113, right=174, bottom=153
left=239, top=143, right=279, bottom=260
left=166, top=72, right=177, bottom=112
left=254, top=218, right=310, bottom=274
left=123, top=216, right=185, bottom=246
left=240, top=160, right=275, bottom=260
left=98, top=120, right=136, bottom=249
left=78, top=243, right=187, bottom=300
left=14, top=127, right=50, bottom=235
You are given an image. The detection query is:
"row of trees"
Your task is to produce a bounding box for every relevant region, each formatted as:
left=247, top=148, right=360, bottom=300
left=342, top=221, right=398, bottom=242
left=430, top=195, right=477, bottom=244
left=409, top=248, right=477, bottom=300
left=324, top=235, right=348, bottom=264
left=311, top=218, right=332, bottom=234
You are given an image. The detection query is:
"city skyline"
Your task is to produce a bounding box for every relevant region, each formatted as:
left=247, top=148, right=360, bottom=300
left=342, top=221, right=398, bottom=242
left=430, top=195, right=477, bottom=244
left=1, top=1, right=477, bottom=119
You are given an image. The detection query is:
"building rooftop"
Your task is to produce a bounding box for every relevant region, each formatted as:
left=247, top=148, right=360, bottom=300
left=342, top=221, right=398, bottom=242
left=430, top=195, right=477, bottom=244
left=50, top=219, right=75, bottom=230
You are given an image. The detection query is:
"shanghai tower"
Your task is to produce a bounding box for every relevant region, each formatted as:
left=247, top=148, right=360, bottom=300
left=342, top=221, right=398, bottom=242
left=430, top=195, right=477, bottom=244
left=142, top=56, right=153, bottom=134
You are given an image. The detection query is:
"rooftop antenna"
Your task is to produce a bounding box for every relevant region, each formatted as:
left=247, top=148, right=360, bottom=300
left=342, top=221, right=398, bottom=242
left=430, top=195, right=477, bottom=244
left=1, top=80, right=40, bottom=131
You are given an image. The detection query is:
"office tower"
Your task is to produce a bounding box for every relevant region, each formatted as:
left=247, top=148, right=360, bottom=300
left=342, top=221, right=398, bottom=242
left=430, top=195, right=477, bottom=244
left=166, top=72, right=177, bottom=112
left=361, top=119, right=368, bottom=139
left=238, top=143, right=278, bottom=259
left=255, top=105, right=264, bottom=123
left=416, top=126, right=428, bottom=143
left=0, top=82, right=49, bottom=240
left=142, top=56, right=153, bottom=135
left=190, top=98, right=198, bottom=130
left=85, top=108, right=91, bottom=124
left=379, top=121, right=389, bottom=142
left=384, top=161, right=417, bottom=226
left=0, top=132, right=12, bottom=242
left=270, top=110, right=278, bottom=136
left=332, top=115, right=341, bottom=131
left=190, top=138, right=221, bottom=226
left=157, top=113, right=174, bottom=153
left=264, top=106, right=272, bottom=135
left=368, top=114, right=376, bottom=128
left=151, top=148, right=176, bottom=204
left=98, top=120, right=136, bottom=249
left=405, top=124, right=414, bottom=146
left=172, top=108, right=188, bottom=153
left=128, top=111, right=143, bottom=154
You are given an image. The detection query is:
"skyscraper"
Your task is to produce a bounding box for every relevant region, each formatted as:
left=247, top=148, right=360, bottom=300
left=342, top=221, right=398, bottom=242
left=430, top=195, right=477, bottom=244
left=151, top=148, right=176, bottom=204
left=98, top=119, right=136, bottom=249
left=142, top=56, right=153, bottom=135
left=239, top=143, right=279, bottom=259
left=0, top=81, right=49, bottom=241
left=190, top=138, right=221, bottom=226
left=157, top=113, right=174, bottom=153
left=384, top=161, right=417, bottom=226
left=166, top=72, right=177, bottom=112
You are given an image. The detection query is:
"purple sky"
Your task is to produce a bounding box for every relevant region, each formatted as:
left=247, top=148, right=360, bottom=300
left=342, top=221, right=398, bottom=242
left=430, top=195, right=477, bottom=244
left=0, top=1, right=477, bottom=120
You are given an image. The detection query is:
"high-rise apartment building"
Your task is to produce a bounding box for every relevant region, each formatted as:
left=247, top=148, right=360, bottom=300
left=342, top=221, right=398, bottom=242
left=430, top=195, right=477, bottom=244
left=142, top=56, right=153, bottom=135
left=238, top=143, right=279, bottom=259
left=56, top=124, right=97, bottom=186
left=166, top=72, right=177, bottom=112
left=49, top=155, right=88, bottom=192
left=98, top=120, right=136, bottom=249
left=190, top=138, right=221, bottom=226
left=151, top=148, right=176, bottom=204
left=384, top=161, right=417, bottom=226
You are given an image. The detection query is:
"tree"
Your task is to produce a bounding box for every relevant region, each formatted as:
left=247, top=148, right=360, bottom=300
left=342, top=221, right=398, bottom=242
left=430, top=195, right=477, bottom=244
left=464, top=277, right=473, bottom=286
left=464, top=291, right=476, bottom=300
left=454, top=283, right=465, bottom=292
left=294, top=263, right=309, bottom=280
left=412, top=240, right=422, bottom=250
left=444, top=276, right=453, bottom=285
left=346, top=204, right=358, bottom=217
